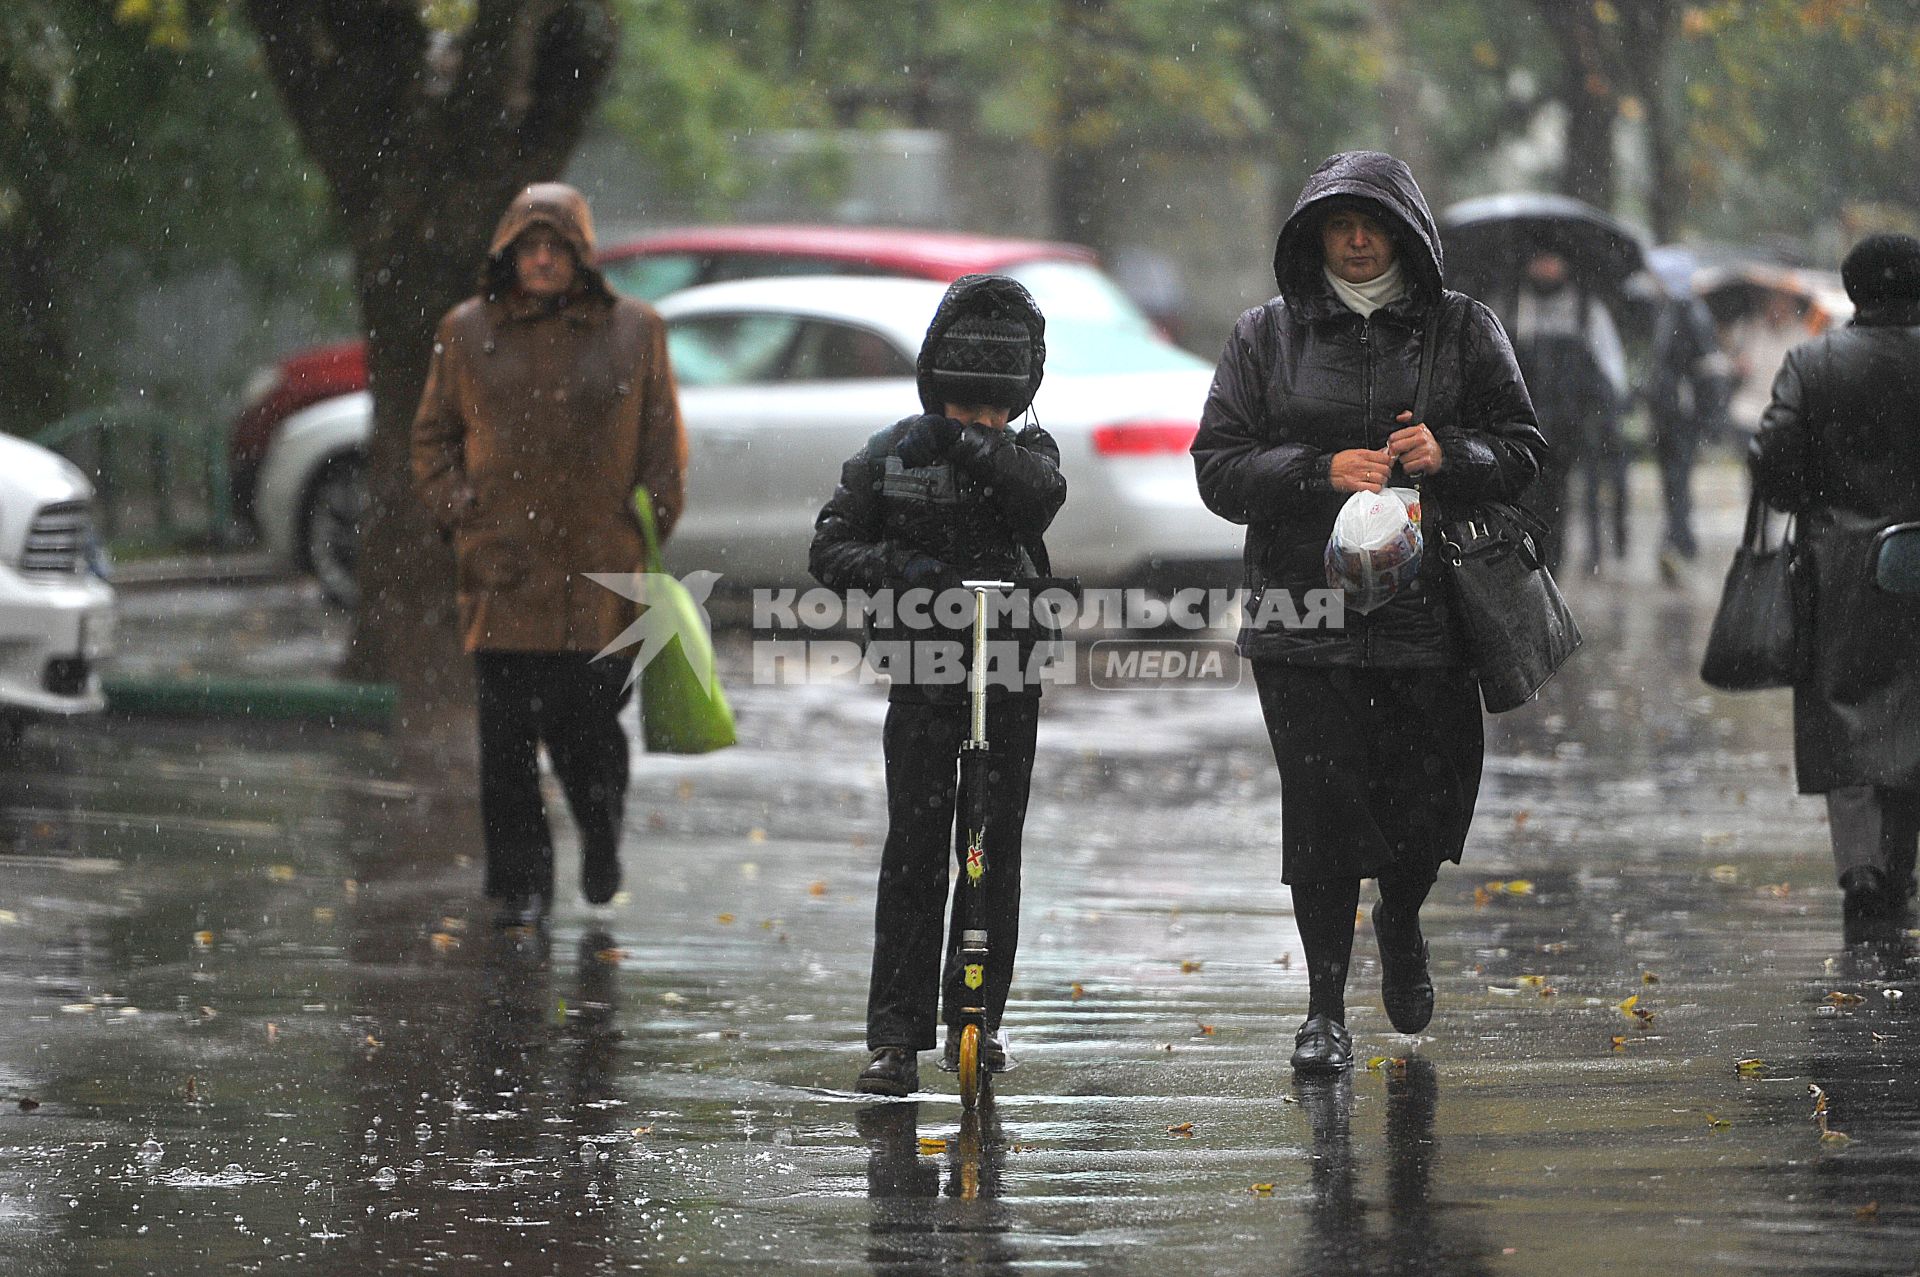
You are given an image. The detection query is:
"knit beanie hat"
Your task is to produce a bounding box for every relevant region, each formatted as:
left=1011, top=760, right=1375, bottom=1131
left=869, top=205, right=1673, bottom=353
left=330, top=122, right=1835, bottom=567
left=926, top=309, right=1034, bottom=409
left=1842, top=233, right=1920, bottom=309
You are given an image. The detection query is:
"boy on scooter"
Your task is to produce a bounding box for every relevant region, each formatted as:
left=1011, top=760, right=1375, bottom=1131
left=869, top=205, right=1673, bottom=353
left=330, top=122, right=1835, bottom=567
left=809, top=274, right=1066, bottom=1096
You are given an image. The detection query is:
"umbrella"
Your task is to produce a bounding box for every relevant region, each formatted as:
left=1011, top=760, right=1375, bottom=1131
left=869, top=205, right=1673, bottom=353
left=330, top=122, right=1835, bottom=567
left=1440, top=193, right=1649, bottom=300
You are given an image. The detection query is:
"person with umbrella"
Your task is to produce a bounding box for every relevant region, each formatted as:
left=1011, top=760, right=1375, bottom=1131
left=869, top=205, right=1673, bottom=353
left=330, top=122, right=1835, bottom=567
left=1193, top=151, right=1547, bottom=1073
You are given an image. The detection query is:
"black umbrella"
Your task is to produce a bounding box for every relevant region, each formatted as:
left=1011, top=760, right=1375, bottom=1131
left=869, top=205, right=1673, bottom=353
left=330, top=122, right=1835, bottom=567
left=1440, top=193, right=1649, bottom=300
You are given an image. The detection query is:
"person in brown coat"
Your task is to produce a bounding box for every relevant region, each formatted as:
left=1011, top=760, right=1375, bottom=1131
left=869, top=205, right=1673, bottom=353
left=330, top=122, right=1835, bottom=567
left=412, top=182, right=688, bottom=924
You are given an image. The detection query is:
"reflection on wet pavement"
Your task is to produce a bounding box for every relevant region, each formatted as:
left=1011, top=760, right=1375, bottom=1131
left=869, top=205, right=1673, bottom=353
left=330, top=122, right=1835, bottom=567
left=0, top=464, right=1915, bottom=1273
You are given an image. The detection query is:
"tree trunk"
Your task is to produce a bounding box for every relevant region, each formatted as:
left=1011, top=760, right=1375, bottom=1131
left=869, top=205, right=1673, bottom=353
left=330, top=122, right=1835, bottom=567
left=1533, top=1, right=1618, bottom=210
left=244, top=1, right=616, bottom=734
left=1051, top=0, right=1115, bottom=254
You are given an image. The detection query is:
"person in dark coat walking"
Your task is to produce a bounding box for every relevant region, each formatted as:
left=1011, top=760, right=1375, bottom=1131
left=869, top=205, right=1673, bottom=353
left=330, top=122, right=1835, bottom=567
left=810, top=275, right=1066, bottom=1097
left=1645, top=269, right=1732, bottom=574
left=1193, top=151, right=1547, bottom=1073
left=412, top=183, right=689, bottom=925
left=1750, top=233, right=1920, bottom=935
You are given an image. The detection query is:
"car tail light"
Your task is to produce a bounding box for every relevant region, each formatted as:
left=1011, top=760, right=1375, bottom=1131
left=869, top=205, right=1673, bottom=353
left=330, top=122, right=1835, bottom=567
left=1090, top=420, right=1198, bottom=456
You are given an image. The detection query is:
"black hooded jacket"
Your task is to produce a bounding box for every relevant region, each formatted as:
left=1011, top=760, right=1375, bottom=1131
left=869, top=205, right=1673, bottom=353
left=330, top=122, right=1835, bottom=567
left=1193, top=150, right=1547, bottom=666
left=809, top=275, right=1067, bottom=701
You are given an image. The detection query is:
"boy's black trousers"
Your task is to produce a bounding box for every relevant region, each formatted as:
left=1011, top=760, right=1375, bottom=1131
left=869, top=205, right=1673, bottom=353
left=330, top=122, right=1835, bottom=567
left=866, top=696, right=1040, bottom=1052
left=474, top=652, right=632, bottom=900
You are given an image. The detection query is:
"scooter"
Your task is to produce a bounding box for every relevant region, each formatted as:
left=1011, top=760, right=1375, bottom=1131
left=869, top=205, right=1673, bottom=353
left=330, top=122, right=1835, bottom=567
left=949, top=576, right=1074, bottom=1110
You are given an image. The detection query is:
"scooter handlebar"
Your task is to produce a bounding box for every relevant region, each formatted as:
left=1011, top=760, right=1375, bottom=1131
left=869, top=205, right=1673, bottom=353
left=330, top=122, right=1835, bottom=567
left=959, top=575, right=1083, bottom=599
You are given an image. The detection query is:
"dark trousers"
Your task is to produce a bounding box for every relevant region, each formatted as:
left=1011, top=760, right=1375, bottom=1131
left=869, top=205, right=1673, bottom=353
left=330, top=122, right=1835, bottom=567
left=474, top=652, right=633, bottom=900
left=867, top=696, right=1040, bottom=1052
left=1652, top=414, right=1701, bottom=556
left=1826, top=785, right=1920, bottom=889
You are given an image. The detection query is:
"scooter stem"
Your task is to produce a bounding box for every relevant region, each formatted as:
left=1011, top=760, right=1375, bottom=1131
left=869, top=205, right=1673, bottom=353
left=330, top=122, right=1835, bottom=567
left=963, top=580, right=1013, bottom=748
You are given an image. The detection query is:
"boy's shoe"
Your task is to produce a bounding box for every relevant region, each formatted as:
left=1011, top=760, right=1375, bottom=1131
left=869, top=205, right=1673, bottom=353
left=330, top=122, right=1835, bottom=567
left=856, top=1047, right=919, bottom=1097
left=939, top=1027, right=1017, bottom=1075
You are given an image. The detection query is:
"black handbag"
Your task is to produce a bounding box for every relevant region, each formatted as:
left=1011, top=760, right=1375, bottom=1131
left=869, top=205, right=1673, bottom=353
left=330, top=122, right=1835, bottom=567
left=1699, top=482, right=1809, bottom=690
left=1415, top=296, right=1583, bottom=713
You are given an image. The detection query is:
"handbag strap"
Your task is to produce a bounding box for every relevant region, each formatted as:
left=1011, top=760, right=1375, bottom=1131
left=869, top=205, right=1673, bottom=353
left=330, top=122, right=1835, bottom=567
left=1412, top=292, right=1456, bottom=518
left=633, top=487, right=666, bottom=574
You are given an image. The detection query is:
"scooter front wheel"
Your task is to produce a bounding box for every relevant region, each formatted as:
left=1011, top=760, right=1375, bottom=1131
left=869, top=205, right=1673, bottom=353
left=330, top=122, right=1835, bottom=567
left=957, top=1023, right=982, bottom=1111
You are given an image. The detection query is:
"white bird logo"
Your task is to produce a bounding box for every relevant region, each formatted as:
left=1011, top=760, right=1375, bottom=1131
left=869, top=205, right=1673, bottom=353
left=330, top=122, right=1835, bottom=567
left=584, top=570, right=725, bottom=692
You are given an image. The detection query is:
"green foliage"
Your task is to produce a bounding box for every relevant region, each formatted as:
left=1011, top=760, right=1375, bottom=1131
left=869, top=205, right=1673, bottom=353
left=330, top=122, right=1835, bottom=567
left=600, top=0, right=828, bottom=212
left=1675, top=0, right=1920, bottom=241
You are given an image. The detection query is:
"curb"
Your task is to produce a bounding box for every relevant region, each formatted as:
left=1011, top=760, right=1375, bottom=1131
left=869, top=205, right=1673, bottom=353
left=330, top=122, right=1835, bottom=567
left=107, top=554, right=289, bottom=592
left=102, top=676, right=396, bottom=727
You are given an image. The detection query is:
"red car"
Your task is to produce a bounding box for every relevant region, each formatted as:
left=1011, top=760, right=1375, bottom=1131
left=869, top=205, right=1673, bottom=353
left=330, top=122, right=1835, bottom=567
left=227, top=225, right=1139, bottom=525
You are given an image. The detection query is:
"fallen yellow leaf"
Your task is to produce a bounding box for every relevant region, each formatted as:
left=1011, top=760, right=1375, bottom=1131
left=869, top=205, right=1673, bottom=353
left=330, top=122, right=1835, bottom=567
left=1615, top=994, right=1640, bottom=1016
left=807, top=881, right=828, bottom=897
left=1166, top=1121, right=1194, bottom=1136
left=1642, top=971, right=1661, bottom=985
left=716, top=913, right=735, bottom=925
left=193, top=931, right=214, bottom=948
left=1855, top=1200, right=1879, bottom=1221
left=1820, top=1129, right=1852, bottom=1147
left=1704, top=1114, right=1730, bottom=1129
left=1825, top=991, right=1865, bottom=1006
left=1736, top=1058, right=1766, bottom=1075
left=268, top=865, right=296, bottom=882
left=1197, top=1023, right=1216, bottom=1036
left=1070, top=982, right=1085, bottom=1001
left=1250, top=1182, right=1275, bottom=1195
left=747, top=828, right=767, bottom=843
left=1710, top=864, right=1740, bottom=883
left=1517, top=974, right=1548, bottom=987
left=1179, top=960, right=1203, bottom=974
left=632, top=1126, right=653, bottom=1137
left=429, top=931, right=460, bottom=951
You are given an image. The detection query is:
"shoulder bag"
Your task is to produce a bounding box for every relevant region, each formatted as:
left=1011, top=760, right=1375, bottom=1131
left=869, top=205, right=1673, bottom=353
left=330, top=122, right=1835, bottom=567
left=1416, top=294, right=1583, bottom=713
left=1699, top=482, right=1809, bottom=690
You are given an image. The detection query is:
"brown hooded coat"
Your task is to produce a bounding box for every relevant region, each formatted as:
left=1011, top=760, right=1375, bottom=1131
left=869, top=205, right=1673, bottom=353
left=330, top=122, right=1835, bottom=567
left=412, top=183, right=688, bottom=653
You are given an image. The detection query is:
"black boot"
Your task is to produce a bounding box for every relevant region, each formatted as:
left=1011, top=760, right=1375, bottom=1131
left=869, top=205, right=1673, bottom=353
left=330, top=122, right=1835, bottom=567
left=1290, top=1014, right=1353, bottom=1075
left=1374, top=902, right=1435, bottom=1034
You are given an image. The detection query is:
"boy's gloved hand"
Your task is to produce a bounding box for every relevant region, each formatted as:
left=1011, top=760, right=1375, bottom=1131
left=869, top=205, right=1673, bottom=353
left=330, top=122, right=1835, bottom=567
left=896, top=553, right=962, bottom=593
left=894, top=414, right=961, bottom=469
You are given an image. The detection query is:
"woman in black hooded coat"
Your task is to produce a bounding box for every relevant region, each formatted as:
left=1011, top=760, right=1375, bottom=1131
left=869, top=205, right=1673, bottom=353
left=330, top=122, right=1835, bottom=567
left=1193, top=151, right=1547, bottom=1073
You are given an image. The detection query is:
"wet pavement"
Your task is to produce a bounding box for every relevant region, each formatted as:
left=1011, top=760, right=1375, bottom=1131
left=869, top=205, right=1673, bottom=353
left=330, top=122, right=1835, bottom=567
left=3, top=460, right=1917, bottom=1275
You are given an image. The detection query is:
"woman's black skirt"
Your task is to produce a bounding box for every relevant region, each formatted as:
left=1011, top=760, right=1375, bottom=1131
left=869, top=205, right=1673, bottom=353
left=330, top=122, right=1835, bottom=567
left=1252, top=661, right=1485, bottom=885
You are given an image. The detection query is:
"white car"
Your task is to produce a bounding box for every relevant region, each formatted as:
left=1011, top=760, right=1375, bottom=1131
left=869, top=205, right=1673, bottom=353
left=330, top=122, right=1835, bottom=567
left=0, top=433, right=115, bottom=738
left=254, top=276, right=1242, bottom=600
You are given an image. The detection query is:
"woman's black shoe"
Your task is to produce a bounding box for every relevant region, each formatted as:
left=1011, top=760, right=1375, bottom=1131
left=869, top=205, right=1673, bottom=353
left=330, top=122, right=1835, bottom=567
left=1374, top=903, right=1435, bottom=1034
left=1290, top=1014, right=1353, bottom=1075
left=856, top=1047, right=919, bottom=1097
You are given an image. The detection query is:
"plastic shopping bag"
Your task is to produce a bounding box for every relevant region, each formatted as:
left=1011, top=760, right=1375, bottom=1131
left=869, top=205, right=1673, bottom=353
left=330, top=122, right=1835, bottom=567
left=632, top=489, right=737, bottom=755
left=1325, top=486, right=1422, bottom=615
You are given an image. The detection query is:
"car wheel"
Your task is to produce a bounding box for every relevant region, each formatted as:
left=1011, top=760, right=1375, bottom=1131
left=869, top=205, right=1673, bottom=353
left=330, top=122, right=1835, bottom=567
left=299, top=452, right=366, bottom=608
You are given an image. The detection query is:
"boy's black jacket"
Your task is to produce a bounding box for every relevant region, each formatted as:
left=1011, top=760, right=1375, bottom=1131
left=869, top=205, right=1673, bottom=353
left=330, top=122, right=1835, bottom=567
left=808, top=414, right=1066, bottom=702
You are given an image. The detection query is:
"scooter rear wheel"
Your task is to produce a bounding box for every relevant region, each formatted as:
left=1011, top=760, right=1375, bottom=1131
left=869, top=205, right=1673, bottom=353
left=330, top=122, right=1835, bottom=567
left=957, top=1023, right=982, bottom=1111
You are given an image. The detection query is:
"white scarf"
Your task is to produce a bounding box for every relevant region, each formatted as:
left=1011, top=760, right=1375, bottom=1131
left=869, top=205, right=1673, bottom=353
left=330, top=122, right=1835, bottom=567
left=1324, top=260, right=1407, bottom=317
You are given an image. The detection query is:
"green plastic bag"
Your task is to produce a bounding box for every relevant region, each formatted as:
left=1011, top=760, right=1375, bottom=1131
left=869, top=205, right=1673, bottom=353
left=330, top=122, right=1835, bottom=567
left=628, top=489, right=736, bottom=754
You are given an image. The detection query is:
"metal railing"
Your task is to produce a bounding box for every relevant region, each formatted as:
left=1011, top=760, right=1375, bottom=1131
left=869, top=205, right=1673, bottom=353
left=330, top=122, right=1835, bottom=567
left=32, top=405, right=237, bottom=550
